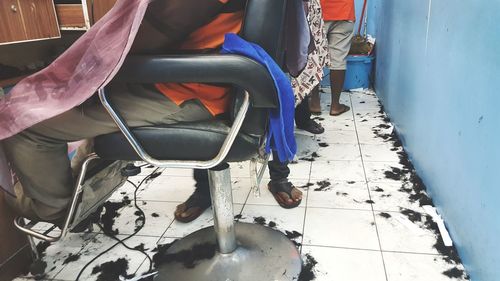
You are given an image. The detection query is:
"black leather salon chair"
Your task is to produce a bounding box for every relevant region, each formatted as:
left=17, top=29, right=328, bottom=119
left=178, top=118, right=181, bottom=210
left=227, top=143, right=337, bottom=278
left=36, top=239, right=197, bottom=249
left=15, top=0, right=302, bottom=279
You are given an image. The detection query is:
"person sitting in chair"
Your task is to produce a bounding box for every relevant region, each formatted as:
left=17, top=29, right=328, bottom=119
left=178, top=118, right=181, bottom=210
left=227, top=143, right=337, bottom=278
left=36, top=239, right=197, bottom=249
left=1, top=0, right=250, bottom=224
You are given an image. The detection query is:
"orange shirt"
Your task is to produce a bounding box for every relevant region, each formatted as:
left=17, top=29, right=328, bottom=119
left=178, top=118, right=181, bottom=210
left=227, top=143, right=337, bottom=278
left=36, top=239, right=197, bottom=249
left=320, top=0, right=356, bottom=21
left=155, top=2, right=244, bottom=116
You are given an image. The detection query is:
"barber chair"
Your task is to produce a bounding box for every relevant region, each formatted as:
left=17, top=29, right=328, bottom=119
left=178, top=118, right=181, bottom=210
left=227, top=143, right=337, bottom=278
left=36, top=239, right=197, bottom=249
left=14, top=0, right=302, bottom=279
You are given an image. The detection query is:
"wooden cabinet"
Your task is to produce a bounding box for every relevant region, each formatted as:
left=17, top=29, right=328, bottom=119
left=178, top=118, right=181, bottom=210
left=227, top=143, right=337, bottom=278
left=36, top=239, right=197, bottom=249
left=0, top=0, right=26, bottom=43
left=91, top=0, right=117, bottom=23
left=55, top=2, right=90, bottom=29
left=0, top=0, right=60, bottom=45
left=55, top=0, right=117, bottom=30
left=0, top=0, right=117, bottom=45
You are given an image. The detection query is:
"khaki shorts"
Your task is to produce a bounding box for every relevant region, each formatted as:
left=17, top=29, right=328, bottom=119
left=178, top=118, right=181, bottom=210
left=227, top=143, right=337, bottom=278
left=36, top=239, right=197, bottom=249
left=324, top=20, right=355, bottom=70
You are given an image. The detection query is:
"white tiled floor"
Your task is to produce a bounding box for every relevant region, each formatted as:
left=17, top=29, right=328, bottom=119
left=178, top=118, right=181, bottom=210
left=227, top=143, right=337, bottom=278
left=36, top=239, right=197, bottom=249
left=13, top=89, right=469, bottom=281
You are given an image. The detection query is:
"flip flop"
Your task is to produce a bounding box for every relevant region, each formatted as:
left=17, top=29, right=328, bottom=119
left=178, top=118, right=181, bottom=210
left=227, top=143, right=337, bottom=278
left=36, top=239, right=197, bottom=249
left=174, top=191, right=212, bottom=223
left=330, top=104, right=351, bottom=116
left=296, top=119, right=325, bottom=134
left=268, top=181, right=302, bottom=209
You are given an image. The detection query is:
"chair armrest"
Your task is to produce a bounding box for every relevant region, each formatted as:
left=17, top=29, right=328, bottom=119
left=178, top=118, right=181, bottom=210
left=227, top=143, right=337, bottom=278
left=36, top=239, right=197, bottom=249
left=113, top=54, right=278, bottom=108
left=98, top=88, right=251, bottom=169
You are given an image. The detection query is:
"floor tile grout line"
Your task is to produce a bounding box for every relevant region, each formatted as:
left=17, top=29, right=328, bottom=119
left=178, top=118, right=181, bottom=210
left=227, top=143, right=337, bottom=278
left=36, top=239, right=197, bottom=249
left=133, top=257, right=148, bottom=276
left=380, top=250, right=451, bottom=257
left=51, top=232, right=102, bottom=280
left=350, top=92, right=390, bottom=281
left=301, top=243, right=382, bottom=253
left=299, top=138, right=315, bottom=254
left=157, top=236, right=184, bottom=239
left=67, top=229, right=160, bottom=279
left=240, top=204, right=308, bottom=211
left=130, top=175, right=180, bottom=277
left=366, top=180, right=408, bottom=184
left=371, top=213, right=442, bottom=256
left=345, top=160, right=402, bottom=164
left=237, top=178, right=254, bottom=216
left=307, top=91, right=347, bottom=254
left=302, top=92, right=350, bottom=253
left=92, top=232, right=170, bottom=239
left=305, top=206, right=376, bottom=212
left=361, top=159, right=404, bottom=163
left=244, top=201, right=378, bottom=212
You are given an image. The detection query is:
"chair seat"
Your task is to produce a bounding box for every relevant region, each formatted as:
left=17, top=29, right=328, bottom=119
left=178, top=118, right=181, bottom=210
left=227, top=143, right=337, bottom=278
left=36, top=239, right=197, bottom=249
left=94, top=120, right=261, bottom=162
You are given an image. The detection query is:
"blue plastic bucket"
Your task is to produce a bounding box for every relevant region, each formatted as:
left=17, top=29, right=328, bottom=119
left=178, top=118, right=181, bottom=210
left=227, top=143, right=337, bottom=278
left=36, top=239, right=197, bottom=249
left=343, top=55, right=374, bottom=90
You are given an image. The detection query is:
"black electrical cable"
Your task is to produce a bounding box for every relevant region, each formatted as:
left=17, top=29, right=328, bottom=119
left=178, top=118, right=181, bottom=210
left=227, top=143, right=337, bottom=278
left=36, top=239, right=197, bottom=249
left=97, top=180, right=154, bottom=267
left=75, top=167, right=160, bottom=281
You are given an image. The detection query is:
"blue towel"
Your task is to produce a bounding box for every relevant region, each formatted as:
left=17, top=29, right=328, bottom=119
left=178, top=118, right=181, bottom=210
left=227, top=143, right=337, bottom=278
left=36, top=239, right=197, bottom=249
left=221, top=33, right=297, bottom=163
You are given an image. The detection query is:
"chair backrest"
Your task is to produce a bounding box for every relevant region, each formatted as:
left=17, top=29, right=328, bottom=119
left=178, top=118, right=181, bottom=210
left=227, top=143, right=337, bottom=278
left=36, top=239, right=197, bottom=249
left=241, top=0, right=287, bottom=65
left=231, top=0, right=288, bottom=136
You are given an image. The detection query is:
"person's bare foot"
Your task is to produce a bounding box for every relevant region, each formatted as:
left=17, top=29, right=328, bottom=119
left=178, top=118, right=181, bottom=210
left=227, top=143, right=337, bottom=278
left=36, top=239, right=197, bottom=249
left=174, top=191, right=212, bottom=223
left=330, top=104, right=350, bottom=116
left=174, top=202, right=207, bottom=223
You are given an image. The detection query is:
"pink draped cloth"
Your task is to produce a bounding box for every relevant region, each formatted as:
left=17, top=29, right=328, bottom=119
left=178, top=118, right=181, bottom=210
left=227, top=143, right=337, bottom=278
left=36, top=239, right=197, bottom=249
left=0, top=0, right=150, bottom=195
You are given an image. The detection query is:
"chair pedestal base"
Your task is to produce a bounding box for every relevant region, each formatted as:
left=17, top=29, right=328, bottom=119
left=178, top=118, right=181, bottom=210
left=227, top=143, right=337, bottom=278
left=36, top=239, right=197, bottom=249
left=155, top=222, right=302, bottom=281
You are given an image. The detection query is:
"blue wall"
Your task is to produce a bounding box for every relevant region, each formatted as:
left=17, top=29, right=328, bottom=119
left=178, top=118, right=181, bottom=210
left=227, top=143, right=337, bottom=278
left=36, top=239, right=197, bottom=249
left=354, top=0, right=378, bottom=38
left=372, top=1, right=500, bottom=280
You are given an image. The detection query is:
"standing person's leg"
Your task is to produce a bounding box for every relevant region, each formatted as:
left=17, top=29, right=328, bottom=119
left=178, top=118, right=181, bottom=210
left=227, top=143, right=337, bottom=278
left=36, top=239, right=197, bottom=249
left=326, top=20, right=354, bottom=116
left=2, top=83, right=212, bottom=222
left=174, top=101, right=323, bottom=222
left=174, top=169, right=212, bottom=223
left=308, top=85, right=322, bottom=114
left=295, top=96, right=312, bottom=124
left=267, top=151, right=291, bottom=183
left=267, top=151, right=302, bottom=208
left=295, top=96, right=324, bottom=134
left=175, top=149, right=304, bottom=223
left=330, top=69, right=348, bottom=116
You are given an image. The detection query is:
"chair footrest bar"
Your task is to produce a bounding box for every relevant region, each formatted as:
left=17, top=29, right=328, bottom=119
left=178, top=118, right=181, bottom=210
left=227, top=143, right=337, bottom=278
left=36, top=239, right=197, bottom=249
left=14, top=217, right=62, bottom=242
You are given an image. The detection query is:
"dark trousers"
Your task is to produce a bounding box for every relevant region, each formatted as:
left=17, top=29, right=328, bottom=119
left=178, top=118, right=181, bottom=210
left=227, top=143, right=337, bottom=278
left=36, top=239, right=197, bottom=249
left=194, top=97, right=311, bottom=191
left=194, top=150, right=289, bottom=194
left=268, top=97, right=310, bottom=181
left=194, top=168, right=211, bottom=195
left=294, top=97, right=312, bottom=127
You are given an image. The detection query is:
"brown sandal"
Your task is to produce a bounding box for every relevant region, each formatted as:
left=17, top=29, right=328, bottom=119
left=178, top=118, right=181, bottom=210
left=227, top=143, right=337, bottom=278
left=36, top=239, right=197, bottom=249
left=268, top=181, right=303, bottom=209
